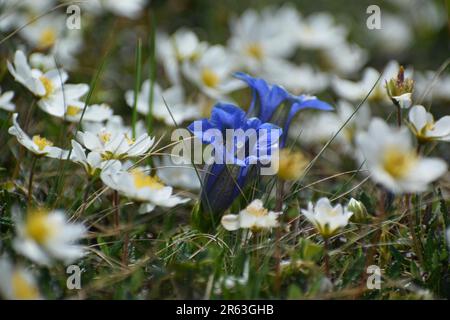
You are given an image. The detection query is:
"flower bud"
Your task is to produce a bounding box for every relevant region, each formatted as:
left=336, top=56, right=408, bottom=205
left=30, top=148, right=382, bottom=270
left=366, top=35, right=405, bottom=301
left=348, top=198, right=370, bottom=223
left=385, top=66, right=414, bottom=109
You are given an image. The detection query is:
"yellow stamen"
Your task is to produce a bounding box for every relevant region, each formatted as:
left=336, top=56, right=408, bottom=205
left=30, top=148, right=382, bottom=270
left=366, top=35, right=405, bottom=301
left=246, top=43, right=264, bottom=61
left=66, top=105, right=82, bottom=117
left=24, top=209, right=55, bottom=245
left=99, top=131, right=111, bottom=144
left=246, top=204, right=268, bottom=217
left=38, top=76, right=54, bottom=98
left=32, top=135, right=53, bottom=151
left=201, top=68, right=219, bottom=88
left=11, top=272, right=40, bottom=300
left=382, top=147, right=417, bottom=179
left=38, top=28, right=56, bottom=49
left=132, top=169, right=164, bottom=190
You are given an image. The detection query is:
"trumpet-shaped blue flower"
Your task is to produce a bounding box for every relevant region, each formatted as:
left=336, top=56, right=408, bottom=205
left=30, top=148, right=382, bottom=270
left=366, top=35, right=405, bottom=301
left=188, top=102, right=281, bottom=217
left=234, top=72, right=333, bottom=146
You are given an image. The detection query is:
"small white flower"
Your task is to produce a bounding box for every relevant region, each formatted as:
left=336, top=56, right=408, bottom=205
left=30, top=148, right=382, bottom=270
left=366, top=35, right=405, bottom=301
left=8, top=113, right=69, bottom=159
left=0, top=86, right=15, bottom=112
left=221, top=199, right=281, bottom=231
left=19, top=14, right=64, bottom=50
left=13, top=208, right=86, bottom=266
left=7, top=50, right=89, bottom=117
left=76, top=116, right=154, bottom=160
left=301, top=197, right=353, bottom=238
left=408, top=105, right=450, bottom=142
left=62, top=103, right=113, bottom=123
left=333, top=61, right=412, bottom=103
left=262, top=60, right=329, bottom=94
left=369, top=14, right=412, bottom=54
left=0, top=257, right=41, bottom=300
left=356, top=118, right=448, bottom=194
left=100, top=161, right=189, bottom=213
left=157, top=28, right=208, bottom=84
left=292, top=100, right=370, bottom=156
left=70, top=140, right=107, bottom=176
left=29, top=52, right=57, bottom=71
left=323, top=42, right=368, bottom=76
left=296, top=13, right=347, bottom=50
left=125, top=80, right=201, bottom=126
left=228, top=6, right=301, bottom=74
left=182, top=45, right=244, bottom=99
left=85, top=0, right=147, bottom=19
left=155, top=155, right=201, bottom=191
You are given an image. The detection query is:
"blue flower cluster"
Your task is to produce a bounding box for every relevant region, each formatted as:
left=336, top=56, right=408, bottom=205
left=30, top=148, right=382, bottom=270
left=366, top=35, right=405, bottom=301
left=188, top=73, right=333, bottom=223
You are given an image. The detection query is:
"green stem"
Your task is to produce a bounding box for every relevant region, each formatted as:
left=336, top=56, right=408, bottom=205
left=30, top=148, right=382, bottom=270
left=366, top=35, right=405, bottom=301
left=27, top=156, right=38, bottom=206
left=406, top=194, right=424, bottom=269
left=147, top=13, right=156, bottom=135
left=132, top=38, right=142, bottom=139
left=274, top=180, right=284, bottom=293
left=324, top=237, right=330, bottom=278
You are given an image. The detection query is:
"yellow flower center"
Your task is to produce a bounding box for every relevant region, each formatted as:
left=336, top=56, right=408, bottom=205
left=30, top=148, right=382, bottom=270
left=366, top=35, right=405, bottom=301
left=38, top=27, right=56, bottom=48
left=382, top=147, right=417, bottom=179
left=38, top=76, right=54, bottom=98
left=277, top=149, right=308, bottom=181
left=132, top=169, right=164, bottom=190
left=246, top=205, right=268, bottom=217
left=11, top=272, right=40, bottom=300
left=99, top=131, right=111, bottom=144
left=24, top=209, right=55, bottom=245
left=201, top=68, right=220, bottom=88
left=32, top=135, right=53, bottom=151
left=66, top=105, right=82, bottom=117
left=246, top=43, right=264, bottom=61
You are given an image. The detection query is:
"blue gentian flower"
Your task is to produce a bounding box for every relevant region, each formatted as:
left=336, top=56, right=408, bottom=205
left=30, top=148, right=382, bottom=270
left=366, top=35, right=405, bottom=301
left=235, top=72, right=333, bottom=147
left=188, top=102, right=281, bottom=218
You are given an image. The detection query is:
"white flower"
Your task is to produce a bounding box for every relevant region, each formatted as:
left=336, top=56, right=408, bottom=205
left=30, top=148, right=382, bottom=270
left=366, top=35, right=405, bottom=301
left=70, top=140, right=107, bottom=176
left=228, top=6, right=301, bottom=74
left=356, top=118, right=448, bottom=194
left=100, top=161, right=189, bottom=213
left=19, top=14, right=64, bottom=50
left=84, top=0, right=147, bottom=19
left=262, top=60, right=329, bottom=94
left=13, top=208, right=86, bottom=266
left=0, top=257, right=41, bottom=300
left=157, top=28, right=208, bottom=84
left=221, top=199, right=281, bottom=231
left=125, top=80, right=201, bottom=126
left=29, top=52, right=57, bottom=71
left=61, top=103, right=113, bottom=123
left=292, top=100, right=370, bottom=155
left=182, top=45, right=244, bottom=99
left=7, top=50, right=89, bottom=117
left=76, top=116, right=154, bottom=160
left=155, top=155, right=201, bottom=191
left=301, top=197, right=353, bottom=238
left=8, top=113, right=69, bottom=159
left=369, top=14, right=412, bottom=54
left=0, top=86, right=15, bottom=112
left=333, top=61, right=412, bottom=103
left=408, top=105, right=450, bottom=142
left=322, top=42, right=368, bottom=76
left=296, top=12, right=347, bottom=50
